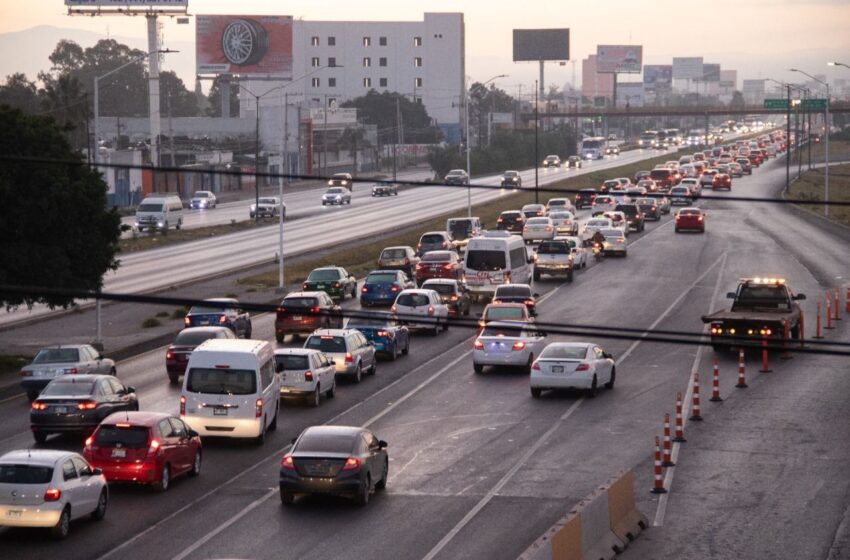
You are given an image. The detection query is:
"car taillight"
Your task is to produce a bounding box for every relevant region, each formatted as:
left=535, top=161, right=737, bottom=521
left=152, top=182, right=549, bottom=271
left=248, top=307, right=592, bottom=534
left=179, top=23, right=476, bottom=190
left=404, top=257, right=410, bottom=265
left=617, top=238, right=625, bottom=244
left=417, top=243, right=422, bottom=248
left=443, top=264, right=454, bottom=270
left=184, top=317, right=190, bottom=327
left=84, top=436, right=93, bottom=448
left=391, top=284, right=400, bottom=292
left=497, top=218, right=503, bottom=223
left=450, top=295, right=459, bottom=301
left=698, top=216, right=704, bottom=221
left=537, top=211, right=544, bottom=216
left=416, top=263, right=424, bottom=270
left=309, top=306, right=321, bottom=315
left=473, top=340, right=484, bottom=349
left=147, top=439, right=160, bottom=456
left=341, top=457, right=361, bottom=471
left=377, top=330, right=389, bottom=337
left=523, top=226, right=528, bottom=232
left=281, top=455, right=296, bottom=470
left=44, top=488, right=61, bottom=502
left=575, top=363, right=590, bottom=371
left=31, top=402, right=47, bottom=410
left=524, top=299, right=534, bottom=306
left=180, top=395, right=186, bottom=415
left=651, top=206, right=656, bottom=211
left=305, top=370, right=313, bottom=381
left=512, top=341, right=526, bottom=351
left=442, top=242, right=448, bottom=248
left=64, top=367, right=78, bottom=375
left=76, top=401, right=97, bottom=410
left=303, top=283, right=309, bottom=290
left=361, top=286, right=368, bottom=293
left=255, top=398, right=263, bottom=418
left=545, top=226, right=552, bottom=231
left=333, top=282, right=340, bottom=288
left=427, top=306, right=435, bottom=315
left=531, top=362, right=541, bottom=371
left=345, top=352, right=354, bottom=364
left=166, top=350, right=174, bottom=360
left=218, top=315, right=228, bottom=324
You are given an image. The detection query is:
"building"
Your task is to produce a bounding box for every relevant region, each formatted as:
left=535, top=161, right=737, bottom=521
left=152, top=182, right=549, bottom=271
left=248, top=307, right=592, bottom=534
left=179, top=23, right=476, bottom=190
left=581, top=54, right=614, bottom=106
left=742, top=79, right=766, bottom=105
left=719, top=69, right=737, bottom=101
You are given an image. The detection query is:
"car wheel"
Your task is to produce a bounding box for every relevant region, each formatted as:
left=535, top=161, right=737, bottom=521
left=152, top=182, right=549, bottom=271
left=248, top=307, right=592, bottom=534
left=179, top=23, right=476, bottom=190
left=675, top=227, right=680, bottom=232
left=175, top=220, right=181, bottom=230
left=523, top=355, right=533, bottom=375
left=326, top=379, right=336, bottom=398
left=33, top=431, right=47, bottom=445
left=26, top=390, right=39, bottom=402
left=276, top=334, right=284, bottom=344
left=155, top=465, right=170, bottom=493
left=585, top=376, right=598, bottom=398
left=280, top=491, right=295, bottom=506
left=309, top=386, right=321, bottom=408
left=531, top=387, right=542, bottom=399
left=51, top=506, right=71, bottom=539
left=245, top=325, right=252, bottom=339
left=356, top=475, right=371, bottom=506
left=110, top=367, right=117, bottom=376
left=375, top=459, right=389, bottom=490
left=254, top=420, right=266, bottom=446
left=189, top=450, right=202, bottom=477
left=473, top=363, right=484, bottom=374
left=390, top=342, right=398, bottom=361
left=533, top=268, right=540, bottom=282
left=604, top=367, right=616, bottom=390
left=369, top=361, right=377, bottom=376
left=463, top=304, right=470, bottom=316
left=402, top=339, right=410, bottom=355
left=269, top=405, right=278, bottom=431
left=443, top=318, right=449, bottom=332
left=353, top=363, right=362, bottom=384
left=167, top=372, right=180, bottom=385
left=567, top=268, right=574, bottom=283
left=91, top=488, right=108, bottom=520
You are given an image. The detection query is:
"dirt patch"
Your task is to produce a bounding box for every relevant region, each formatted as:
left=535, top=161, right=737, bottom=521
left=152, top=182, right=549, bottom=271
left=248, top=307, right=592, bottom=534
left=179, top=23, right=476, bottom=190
left=786, top=163, right=850, bottom=228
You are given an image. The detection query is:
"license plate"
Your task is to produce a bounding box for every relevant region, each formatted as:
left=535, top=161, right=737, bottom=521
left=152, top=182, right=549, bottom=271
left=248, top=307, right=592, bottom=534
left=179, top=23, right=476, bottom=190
left=292, top=315, right=302, bottom=321
left=316, top=284, right=326, bottom=289
left=111, top=449, right=126, bottom=458
left=199, top=319, right=211, bottom=325
left=54, top=406, right=67, bottom=414
left=552, top=366, right=564, bottom=373
left=6, top=510, right=22, bottom=518
left=213, top=408, right=228, bottom=416
left=287, top=373, right=304, bottom=383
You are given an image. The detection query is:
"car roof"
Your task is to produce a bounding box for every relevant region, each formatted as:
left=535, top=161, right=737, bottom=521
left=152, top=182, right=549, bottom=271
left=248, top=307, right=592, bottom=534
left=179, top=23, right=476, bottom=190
left=177, top=326, right=233, bottom=335
left=35, top=343, right=89, bottom=350
left=46, top=374, right=107, bottom=383
left=481, top=320, right=531, bottom=330
left=495, top=283, right=532, bottom=291
left=420, top=231, right=447, bottom=236
left=368, top=269, right=403, bottom=275
left=309, top=329, right=356, bottom=337
left=398, top=288, right=435, bottom=295
left=203, top=297, right=239, bottom=304
left=485, top=302, right=526, bottom=309
left=0, top=449, right=76, bottom=467
left=422, top=278, right=459, bottom=286
left=101, top=411, right=170, bottom=427
left=284, top=291, right=325, bottom=299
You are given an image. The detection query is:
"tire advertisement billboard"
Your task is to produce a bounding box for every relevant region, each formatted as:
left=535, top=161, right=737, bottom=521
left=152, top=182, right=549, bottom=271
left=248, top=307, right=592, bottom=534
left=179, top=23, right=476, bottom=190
left=596, top=45, right=642, bottom=74
left=197, top=15, right=293, bottom=76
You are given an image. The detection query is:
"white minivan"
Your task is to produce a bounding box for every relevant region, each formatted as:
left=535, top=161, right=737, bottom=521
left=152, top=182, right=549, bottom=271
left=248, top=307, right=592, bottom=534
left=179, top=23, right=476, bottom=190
left=180, top=339, right=280, bottom=444
left=463, top=231, right=532, bottom=301
left=134, top=194, right=184, bottom=233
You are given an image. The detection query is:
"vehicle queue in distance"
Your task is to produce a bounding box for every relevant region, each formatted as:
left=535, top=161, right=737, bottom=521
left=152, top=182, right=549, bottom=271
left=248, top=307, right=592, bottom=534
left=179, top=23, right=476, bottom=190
left=1, top=125, right=784, bottom=538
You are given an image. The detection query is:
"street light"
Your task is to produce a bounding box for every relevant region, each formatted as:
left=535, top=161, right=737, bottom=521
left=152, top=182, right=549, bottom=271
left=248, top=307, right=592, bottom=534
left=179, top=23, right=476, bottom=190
left=790, top=68, right=830, bottom=217
left=827, top=61, right=850, bottom=70
left=465, top=73, right=507, bottom=217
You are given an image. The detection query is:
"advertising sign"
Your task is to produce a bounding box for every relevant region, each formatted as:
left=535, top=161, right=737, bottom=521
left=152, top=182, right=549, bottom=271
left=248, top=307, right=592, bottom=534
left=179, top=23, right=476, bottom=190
left=66, top=0, right=187, bottom=9
left=643, top=65, right=672, bottom=91
left=596, top=45, right=642, bottom=73
left=197, top=15, right=293, bottom=76
left=672, top=57, right=704, bottom=80
left=702, top=63, right=721, bottom=82
left=513, top=29, right=570, bottom=62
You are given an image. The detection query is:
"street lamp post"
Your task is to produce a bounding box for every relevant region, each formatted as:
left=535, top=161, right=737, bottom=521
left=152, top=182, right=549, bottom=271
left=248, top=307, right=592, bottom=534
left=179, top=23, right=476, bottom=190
left=464, top=73, right=507, bottom=217
left=790, top=68, right=830, bottom=217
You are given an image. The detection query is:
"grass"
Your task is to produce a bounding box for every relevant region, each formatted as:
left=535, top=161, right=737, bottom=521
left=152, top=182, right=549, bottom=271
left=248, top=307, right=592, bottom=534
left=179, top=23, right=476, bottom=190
left=141, top=317, right=162, bottom=329
left=786, top=163, right=850, bottom=228
left=0, top=354, right=31, bottom=379
left=787, top=139, right=850, bottom=167
left=119, top=218, right=283, bottom=254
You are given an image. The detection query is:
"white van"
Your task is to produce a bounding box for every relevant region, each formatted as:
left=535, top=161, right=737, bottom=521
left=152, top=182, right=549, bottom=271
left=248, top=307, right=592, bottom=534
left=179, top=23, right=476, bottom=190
left=180, top=339, right=280, bottom=444
left=463, top=231, right=532, bottom=301
left=134, top=194, right=184, bottom=233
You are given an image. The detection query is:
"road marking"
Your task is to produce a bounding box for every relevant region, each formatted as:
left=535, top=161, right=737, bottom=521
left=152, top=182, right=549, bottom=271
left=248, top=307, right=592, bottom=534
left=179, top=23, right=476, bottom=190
left=0, top=393, right=23, bottom=404
left=653, top=253, right=728, bottom=527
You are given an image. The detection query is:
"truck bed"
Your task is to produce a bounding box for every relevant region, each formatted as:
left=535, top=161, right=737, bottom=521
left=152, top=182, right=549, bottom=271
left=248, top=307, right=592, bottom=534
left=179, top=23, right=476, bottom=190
left=701, top=309, right=797, bottom=324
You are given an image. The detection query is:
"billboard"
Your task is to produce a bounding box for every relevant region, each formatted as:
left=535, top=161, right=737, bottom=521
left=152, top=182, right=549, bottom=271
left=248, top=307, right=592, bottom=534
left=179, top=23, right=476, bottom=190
left=702, top=63, right=721, bottom=82
left=672, top=57, right=703, bottom=80
left=719, top=69, right=737, bottom=89
left=643, top=65, right=672, bottom=91
left=512, top=29, right=570, bottom=62
left=596, top=45, right=642, bottom=74
left=66, top=0, right=187, bottom=8
left=197, top=15, right=293, bottom=76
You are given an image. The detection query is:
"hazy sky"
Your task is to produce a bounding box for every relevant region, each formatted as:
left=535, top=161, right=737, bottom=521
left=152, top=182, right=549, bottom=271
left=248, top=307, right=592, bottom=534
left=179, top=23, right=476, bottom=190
left=2, top=0, right=849, bottom=89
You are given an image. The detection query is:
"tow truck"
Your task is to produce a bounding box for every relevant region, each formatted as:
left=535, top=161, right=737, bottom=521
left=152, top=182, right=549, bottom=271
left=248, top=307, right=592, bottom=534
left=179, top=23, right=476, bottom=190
left=701, top=278, right=806, bottom=351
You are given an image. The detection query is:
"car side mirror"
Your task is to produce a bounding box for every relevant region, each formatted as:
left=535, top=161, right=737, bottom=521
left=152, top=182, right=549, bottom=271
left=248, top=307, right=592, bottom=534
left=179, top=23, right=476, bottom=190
left=127, top=386, right=136, bottom=394
left=726, top=292, right=736, bottom=299
left=378, top=440, right=388, bottom=449
left=188, top=430, right=199, bottom=438
left=91, top=467, right=103, bottom=476
left=793, top=293, right=806, bottom=301
left=603, top=352, right=613, bottom=359
left=527, top=257, right=534, bottom=264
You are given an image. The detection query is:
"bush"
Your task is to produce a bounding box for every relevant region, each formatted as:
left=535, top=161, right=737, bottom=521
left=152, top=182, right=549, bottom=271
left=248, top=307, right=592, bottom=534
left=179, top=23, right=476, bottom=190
left=141, top=317, right=162, bottom=329
left=155, top=310, right=169, bottom=318
left=171, top=307, right=189, bottom=319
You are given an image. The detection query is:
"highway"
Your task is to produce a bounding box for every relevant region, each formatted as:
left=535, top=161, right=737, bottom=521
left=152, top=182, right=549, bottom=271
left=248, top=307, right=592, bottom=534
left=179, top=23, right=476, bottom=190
left=1, top=153, right=847, bottom=559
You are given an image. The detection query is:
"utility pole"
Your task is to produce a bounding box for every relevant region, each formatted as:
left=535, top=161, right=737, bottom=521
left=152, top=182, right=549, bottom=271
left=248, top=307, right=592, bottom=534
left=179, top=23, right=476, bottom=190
left=255, top=94, right=260, bottom=222
left=465, top=80, right=471, bottom=217
left=534, top=79, right=539, bottom=204
left=397, top=96, right=404, bottom=170
left=797, top=90, right=803, bottom=181
left=167, top=90, right=176, bottom=169
left=786, top=84, right=791, bottom=192
left=283, top=92, right=289, bottom=185
left=322, top=94, right=328, bottom=177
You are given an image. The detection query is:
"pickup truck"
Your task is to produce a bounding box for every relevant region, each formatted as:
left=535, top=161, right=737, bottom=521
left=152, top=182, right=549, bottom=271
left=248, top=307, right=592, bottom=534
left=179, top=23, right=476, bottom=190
left=532, top=239, right=574, bottom=282
left=701, top=278, right=806, bottom=351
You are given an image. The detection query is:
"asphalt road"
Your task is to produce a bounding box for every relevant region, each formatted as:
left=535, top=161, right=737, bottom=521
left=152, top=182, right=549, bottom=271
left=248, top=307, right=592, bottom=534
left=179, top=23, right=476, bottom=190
left=1, top=149, right=847, bottom=559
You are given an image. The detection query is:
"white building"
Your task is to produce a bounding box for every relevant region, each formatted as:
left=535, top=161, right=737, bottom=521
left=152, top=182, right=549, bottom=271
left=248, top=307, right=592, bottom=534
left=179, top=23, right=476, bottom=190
left=241, top=12, right=465, bottom=143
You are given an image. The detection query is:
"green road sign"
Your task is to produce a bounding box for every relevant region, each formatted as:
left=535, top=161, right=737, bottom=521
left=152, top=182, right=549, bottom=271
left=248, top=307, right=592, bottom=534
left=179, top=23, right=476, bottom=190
left=763, top=99, right=789, bottom=109
left=801, top=98, right=827, bottom=110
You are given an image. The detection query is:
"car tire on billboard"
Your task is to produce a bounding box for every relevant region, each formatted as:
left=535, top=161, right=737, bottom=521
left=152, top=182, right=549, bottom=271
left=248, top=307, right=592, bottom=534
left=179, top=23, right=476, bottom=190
left=222, top=19, right=269, bottom=66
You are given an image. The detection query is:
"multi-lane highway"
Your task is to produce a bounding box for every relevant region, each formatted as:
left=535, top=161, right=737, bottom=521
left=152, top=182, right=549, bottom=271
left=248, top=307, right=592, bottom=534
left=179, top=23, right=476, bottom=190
left=1, top=152, right=847, bottom=559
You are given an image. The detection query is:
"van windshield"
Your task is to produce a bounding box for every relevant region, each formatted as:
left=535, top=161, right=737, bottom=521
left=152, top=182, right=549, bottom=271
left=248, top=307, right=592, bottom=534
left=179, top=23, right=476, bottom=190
left=137, top=203, right=163, bottom=213
left=466, top=250, right=506, bottom=271
left=186, top=368, right=257, bottom=395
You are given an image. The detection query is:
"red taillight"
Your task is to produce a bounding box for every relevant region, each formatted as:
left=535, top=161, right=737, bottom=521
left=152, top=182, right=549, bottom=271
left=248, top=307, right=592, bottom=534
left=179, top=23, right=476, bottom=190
left=44, top=488, right=61, bottom=502
left=147, top=439, right=160, bottom=456
left=404, top=257, right=410, bottom=264
left=166, top=350, right=174, bottom=360
left=255, top=398, right=263, bottom=418
left=309, top=306, right=321, bottom=314
left=180, top=395, right=186, bottom=415
left=651, top=206, right=656, bottom=211
left=417, top=243, right=422, bottom=248
left=415, top=263, right=424, bottom=270
left=524, top=299, right=534, bottom=306
left=441, top=242, right=448, bottom=248
left=497, top=218, right=503, bottom=223
left=697, top=216, right=704, bottom=221
left=332, top=282, right=340, bottom=288
left=345, top=352, right=354, bottom=364
left=76, top=401, right=97, bottom=410
left=537, top=211, right=544, bottom=216
left=523, top=226, right=529, bottom=232
left=427, top=306, right=435, bottom=315
left=361, top=286, right=368, bottom=293
left=450, top=295, right=459, bottom=301
left=443, top=264, right=453, bottom=270
left=84, top=436, right=93, bottom=447
left=341, top=457, right=361, bottom=471
left=65, top=368, right=78, bottom=375
left=545, top=226, right=552, bottom=231
left=391, top=284, right=400, bottom=292
left=473, top=340, right=484, bottom=349
left=281, top=455, right=296, bottom=470
left=20, top=370, right=31, bottom=378
left=512, top=341, right=526, bottom=351
left=575, top=363, right=590, bottom=371
left=218, top=315, right=227, bottom=324
left=184, top=317, right=190, bottom=327
left=277, top=306, right=285, bottom=314
left=531, top=362, right=541, bottom=371
left=305, top=370, right=313, bottom=381
left=377, top=330, right=389, bottom=337
left=31, top=402, right=47, bottom=411
left=391, top=305, right=397, bottom=313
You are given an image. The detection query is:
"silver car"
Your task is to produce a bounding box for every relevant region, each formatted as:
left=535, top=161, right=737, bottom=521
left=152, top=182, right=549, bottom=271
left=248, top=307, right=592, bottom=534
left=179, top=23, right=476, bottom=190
left=250, top=196, right=285, bottom=218
left=322, top=187, right=351, bottom=206
left=274, top=348, right=337, bottom=406
left=20, top=345, right=116, bottom=402
left=189, top=190, right=217, bottom=209
left=600, top=228, right=628, bottom=256
left=303, top=329, right=376, bottom=383
left=472, top=321, right=548, bottom=374
left=522, top=217, right=556, bottom=243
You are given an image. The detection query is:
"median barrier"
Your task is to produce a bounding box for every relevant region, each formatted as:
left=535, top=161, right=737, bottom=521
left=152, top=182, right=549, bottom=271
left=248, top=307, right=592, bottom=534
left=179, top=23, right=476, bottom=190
left=606, top=469, right=648, bottom=544
left=579, top=486, right=624, bottom=560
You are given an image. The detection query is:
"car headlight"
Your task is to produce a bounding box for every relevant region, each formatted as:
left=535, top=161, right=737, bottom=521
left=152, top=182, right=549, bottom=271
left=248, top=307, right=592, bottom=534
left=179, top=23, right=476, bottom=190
left=157, top=221, right=164, bottom=227
left=250, top=205, right=256, bottom=211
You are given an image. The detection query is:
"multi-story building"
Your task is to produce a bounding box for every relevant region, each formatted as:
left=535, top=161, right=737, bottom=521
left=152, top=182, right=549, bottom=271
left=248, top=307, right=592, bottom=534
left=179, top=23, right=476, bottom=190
left=581, top=54, right=614, bottom=106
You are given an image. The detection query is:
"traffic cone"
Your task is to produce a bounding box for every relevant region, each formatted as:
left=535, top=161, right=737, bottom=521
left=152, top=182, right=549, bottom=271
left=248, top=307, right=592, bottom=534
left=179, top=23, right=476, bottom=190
left=673, top=393, right=687, bottom=442
left=651, top=436, right=667, bottom=494
left=662, top=413, right=675, bottom=467
left=834, top=287, right=841, bottom=321
left=814, top=302, right=823, bottom=339
left=736, top=349, right=748, bottom=388
left=710, top=359, right=723, bottom=402
left=759, top=332, right=772, bottom=373
left=780, top=321, right=793, bottom=360
left=826, top=293, right=834, bottom=330
left=689, top=374, right=703, bottom=421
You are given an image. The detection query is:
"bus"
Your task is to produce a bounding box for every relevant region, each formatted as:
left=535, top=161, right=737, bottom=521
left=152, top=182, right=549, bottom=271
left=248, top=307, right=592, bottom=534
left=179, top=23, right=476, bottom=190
left=663, top=128, right=682, bottom=145
left=638, top=130, right=658, bottom=148
left=580, top=137, right=606, bottom=160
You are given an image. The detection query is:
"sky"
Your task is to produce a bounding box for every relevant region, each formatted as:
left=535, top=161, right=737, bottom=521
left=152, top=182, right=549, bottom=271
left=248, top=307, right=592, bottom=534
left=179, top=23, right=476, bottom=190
left=2, top=0, right=849, bottom=91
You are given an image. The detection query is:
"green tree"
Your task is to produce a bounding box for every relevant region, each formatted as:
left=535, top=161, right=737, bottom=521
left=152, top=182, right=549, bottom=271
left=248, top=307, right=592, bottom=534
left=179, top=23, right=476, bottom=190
left=206, top=76, right=239, bottom=117
left=0, top=73, right=40, bottom=113
left=338, top=126, right=371, bottom=172
left=426, top=144, right=464, bottom=180
left=468, top=82, right=515, bottom=145
left=0, top=107, right=122, bottom=309
left=341, top=90, right=441, bottom=143
left=160, top=71, right=198, bottom=117
left=729, top=91, right=746, bottom=111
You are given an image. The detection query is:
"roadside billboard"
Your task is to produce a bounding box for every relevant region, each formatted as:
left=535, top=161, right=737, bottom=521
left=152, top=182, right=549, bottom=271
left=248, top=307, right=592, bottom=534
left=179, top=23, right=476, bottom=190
left=596, top=45, right=642, bottom=74
left=672, top=57, right=703, bottom=80
left=65, top=0, right=187, bottom=10
left=513, top=29, right=570, bottom=62
left=643, top=65, right=672, bottom=91
left=702, top=63, right=721, bottom=82
left=719, top=69, right=737, bottom=89
left=196, top=15, right=293, bottom=76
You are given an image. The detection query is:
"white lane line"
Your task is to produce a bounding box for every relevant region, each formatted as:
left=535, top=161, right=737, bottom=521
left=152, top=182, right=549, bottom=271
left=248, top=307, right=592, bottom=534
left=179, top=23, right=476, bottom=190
left=420, top=399, right=584, bottom=560
left=653, top=253, right=728, bottom=527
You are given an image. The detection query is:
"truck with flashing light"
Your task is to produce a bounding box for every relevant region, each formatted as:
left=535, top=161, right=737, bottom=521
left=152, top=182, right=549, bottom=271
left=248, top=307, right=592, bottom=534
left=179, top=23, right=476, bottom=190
left=701, top=278, right=806, bottom=351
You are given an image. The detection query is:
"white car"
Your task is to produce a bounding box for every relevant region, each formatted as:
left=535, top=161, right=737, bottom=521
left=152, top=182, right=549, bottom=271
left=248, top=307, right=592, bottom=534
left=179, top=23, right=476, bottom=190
left=680, top=178, right=701, bottom=199
left=602, top=211, right=629, bottom=236
left=0, top=449, right=108, bottom=539
left=274, top=348, right=336, bottom=407
left=190, top=190, right=217, bottom=209
left=548, top=211, right=578, bottom=236
left=530, top=342, right=615, bottom=398
left=600, top=228, right=628, bottom=256
left=522, top=217, right=556, bottom=243
left=322, top=187, right=351, bottom=206
left=250, top=196, right=285, bottom=218
left=472, top=321, right=548, bottom=374
left=546, top=198, right=574, bottom=214
left=560, top=236, right=588, bottom=269
left=591, top=195, right=617, bottom=215
left=303, top=329, right=376, bottom=383
left=581, top=217, right=613, bottom=238
left=391, top=289, right=449, bottom=334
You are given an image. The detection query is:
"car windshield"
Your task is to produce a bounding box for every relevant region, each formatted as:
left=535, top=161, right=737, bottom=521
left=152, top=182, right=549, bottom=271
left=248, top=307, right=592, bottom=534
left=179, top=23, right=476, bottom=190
left=307, top=269, right=340, bottom=281
left=424, top=283, right=455, bottom=295
left=396, top=293, right=430, bottom=307
left=95, top=425, right=149, bottom=449
left=194, top=192, right=210, bottom=198
left=680, top=210, right=701, bottom=216
left=367, top=273, right=399, bottom=283
left=304, top=336, right=347, bottom=353
left=282, top=297, right=319, bottom=309
left=549, top=212, right=572, bottom=220
left=650, top=170, right=670, bottom=179
left=604, top=181, right=619, bottom=188
left=485, top=307, right=525, bottom=320
left=258, top=198, right=277, bottom=205
left=500, top=212, right=521, bottom=220
left=504, top=171, right=518, bottom=177
left=275, top=354, right=309, bottom=371
left=296, top=433, right=356, bottom=454
left=188, top=305, right=226, bottom=315
left=602, top=229, right=623, bottom=238
left=548, top=199, right=567, bottom=206
left=174, top=331, right=221, bottom=345
left=41, top=381, right=94, bottom=396
left=0, top=465, right=54, bottom=484
left=587, top=220, right=609, bottom=227
left=33, top=348, right=80, bottom=363
left=420, top=234, right=445, bottom=244
left=347, top=316, right=392, bottom=327
left=185, top=368, right=257, bottom=395
left=380, top=248, right=407, bottom=259
left=537, top=241, right=569, bottom=254
left=447, top=170, right=465, bottom=176
left=527, top=218, right=549, bottom=225
left=539, top=345, right=587, bottom=360
left=326, top=188, right=346, bottom=194
left=137, top=203, right=163, bottom=213
left=465, top=250, right=506, bottom=271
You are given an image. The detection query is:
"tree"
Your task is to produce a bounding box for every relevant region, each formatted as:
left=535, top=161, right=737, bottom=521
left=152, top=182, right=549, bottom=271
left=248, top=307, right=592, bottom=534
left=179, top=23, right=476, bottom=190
left=160, top=71, right=198, bottom=117
left=206, top=76, right=239, bottom=117
left=341, top=90, right=441, bottom=143
left=729, top=91, right=746, bottom=111
left=338, top=126, right=371, bottom=172
left=0, top=107, right=122, bottom=309
left=426, top=144, right=464, bottom=180
left=468, top=82, right=515, bottom=145
left=0, top=73, right=40, bottom=113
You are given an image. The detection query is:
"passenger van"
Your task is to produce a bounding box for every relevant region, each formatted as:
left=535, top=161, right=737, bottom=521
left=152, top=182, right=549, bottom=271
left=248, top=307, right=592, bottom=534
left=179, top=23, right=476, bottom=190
left=463, top=231, right=532, bottom=301
left=446, top=216, right=482, bottom=251
left=134, top=194, right=184, bottom=233
left=180, top=339, right=280, bottom=444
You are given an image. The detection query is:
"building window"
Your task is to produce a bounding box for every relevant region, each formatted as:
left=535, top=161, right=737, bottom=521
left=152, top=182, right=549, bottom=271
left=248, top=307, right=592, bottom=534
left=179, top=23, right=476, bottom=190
left=328, top=36, right=336, bottom=46
left=363, top=36, right=371, bottom=47
left=379, top=36, right=387, bottom=46
left=414, top=36, right=422, bottom=47
left=363, top=57, right=371, bottom=67
left=311, top=57, right=320, bottom=68
left=379, top=78, right=387, bottom=88
left=311, top=36, right=319, bottom=46
left=328, top=98, right=336, bottom=108
left=328, top=57, right=337, bottom=67
left=363, top=77, right=372, bottom=88
left=414, top=77, right=423, bottom=88
left=329, top=78, right=337, bottom=87
left=414, top=57, right=422, bottom=67
left=415, top=97, right=422, bottom=104
left=379, top=57, right=387, bottom=67
left=311, top=77, right=320, bottom=88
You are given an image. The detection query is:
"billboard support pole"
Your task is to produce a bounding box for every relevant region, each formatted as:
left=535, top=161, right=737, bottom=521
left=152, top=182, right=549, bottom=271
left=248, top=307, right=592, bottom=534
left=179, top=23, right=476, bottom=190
left=786, top=85, right=791, bottom=193
left=539, top=62, right=545, bottom=131
left=534, top=80, right=539, bottom=204
left=146, top=15, right=161, bottom=168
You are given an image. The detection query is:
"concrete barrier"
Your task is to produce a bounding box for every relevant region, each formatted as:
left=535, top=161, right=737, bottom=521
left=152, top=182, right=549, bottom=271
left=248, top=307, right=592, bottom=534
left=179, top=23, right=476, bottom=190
left=579, top=487, right=624, bottom=560
left=606, top=469, right=648, bottom=544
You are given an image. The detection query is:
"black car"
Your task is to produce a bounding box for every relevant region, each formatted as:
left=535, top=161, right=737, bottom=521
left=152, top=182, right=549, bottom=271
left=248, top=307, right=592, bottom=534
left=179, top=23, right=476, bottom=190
left=496, top=211, right=525, bottom=233
left=184, top=298, right=252, bottom=338
left=575, top=189, right=596, bottom=209
left=500, top=170, right=522, bottom=188
left=444, top=169, right=469, bottom=185
left=30, top=375, right=138, bottom=444
left=280, top=425, right=388, bottom=506
left=371, top=183, right=398, bottom=196
left=493, top=284, right=538, bottom=316
left=635, top=198, right=661, bottom=221
left=615, top=203, right=646, bottom=232
left=421, top=278, right=471, bottom=316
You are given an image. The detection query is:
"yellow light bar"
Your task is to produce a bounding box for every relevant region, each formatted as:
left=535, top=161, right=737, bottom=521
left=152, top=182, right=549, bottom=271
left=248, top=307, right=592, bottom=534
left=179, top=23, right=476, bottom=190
left=742, top=277, right=786, bottom=285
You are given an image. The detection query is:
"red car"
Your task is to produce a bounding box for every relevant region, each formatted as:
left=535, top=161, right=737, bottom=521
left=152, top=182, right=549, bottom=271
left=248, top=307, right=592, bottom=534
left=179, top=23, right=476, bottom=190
left=415, top=250, right=462, bottom=286
left=675, top=208, right=706, bottom=233
left=275, top=291, right=343, bottom=342
left=165, top=326, right=236, bottom=385
left=712, top=173, right=732, bottom=190
left=84, top=411, right=201, bottom=492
